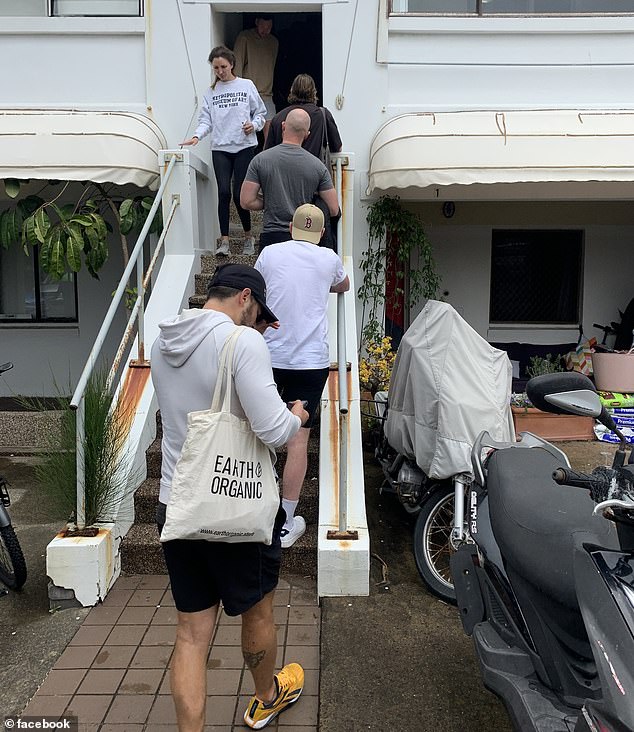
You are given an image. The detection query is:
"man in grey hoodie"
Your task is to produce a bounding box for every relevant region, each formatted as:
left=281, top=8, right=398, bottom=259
left=151, top=263, right=309, bottom=731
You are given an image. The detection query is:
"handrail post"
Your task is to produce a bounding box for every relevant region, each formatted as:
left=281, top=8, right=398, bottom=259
left=75, top=398, right=86, bottom=528
left=136, top=247, right=146, bottom=364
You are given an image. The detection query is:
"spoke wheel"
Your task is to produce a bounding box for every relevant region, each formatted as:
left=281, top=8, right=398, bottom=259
left=0, top=524, right=27, bottom=590
left=413, top=485, right=456, bottom=604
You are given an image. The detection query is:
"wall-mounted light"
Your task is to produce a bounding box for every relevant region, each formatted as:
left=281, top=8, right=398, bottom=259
left=442, top=201, right=455, bottom=219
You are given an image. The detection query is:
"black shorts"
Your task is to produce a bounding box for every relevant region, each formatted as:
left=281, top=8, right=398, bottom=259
left=156, top=502, right=286, bottom=616
left=273, top=367, right=330, bottom=429
left=258, top=230, right=291, bottom=251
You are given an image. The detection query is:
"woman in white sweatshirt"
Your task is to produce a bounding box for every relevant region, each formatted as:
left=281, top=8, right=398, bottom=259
left=182, top=46, right=266, bottom=256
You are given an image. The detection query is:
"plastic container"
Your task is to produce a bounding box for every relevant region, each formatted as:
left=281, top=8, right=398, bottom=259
left=591, top=350, right=634, bottom=393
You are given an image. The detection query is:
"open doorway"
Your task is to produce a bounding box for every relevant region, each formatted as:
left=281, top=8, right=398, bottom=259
left=220, top=11, right=324, bottom=114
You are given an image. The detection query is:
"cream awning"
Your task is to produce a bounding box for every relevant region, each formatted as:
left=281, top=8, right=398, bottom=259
left=0, top=110, right=167, bottom=190
left=368, top=110, right=634, bottom=199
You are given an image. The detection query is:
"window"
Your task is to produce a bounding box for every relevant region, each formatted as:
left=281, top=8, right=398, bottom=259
left=0, top=246, right=78, bottom=323
left=0, top=1, right=143, bottom=16
left=0, top=0, right=48, bottom=15
left=390, top=0, right=634, bottom=14
left=489, top=230, right=582, bottom=325
left=51, top=1, right=142, bottom=16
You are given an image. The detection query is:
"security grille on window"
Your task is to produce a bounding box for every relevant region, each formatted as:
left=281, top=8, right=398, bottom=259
left=0, top=246, right=78, bottom=323
left=51, top=0, right=142, bottom=16
left=489, top=230, right=582, bottom=325
left=390, top=0, right=634, bottom=13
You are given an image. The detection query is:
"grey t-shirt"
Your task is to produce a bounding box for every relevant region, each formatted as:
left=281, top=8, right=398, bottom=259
left=244, top=143, right=333, bottom=234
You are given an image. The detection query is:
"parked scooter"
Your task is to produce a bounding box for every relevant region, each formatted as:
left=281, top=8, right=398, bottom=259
left=451, top=371, right=634, bottom=731
left=372, top=300, right=515, bottom=604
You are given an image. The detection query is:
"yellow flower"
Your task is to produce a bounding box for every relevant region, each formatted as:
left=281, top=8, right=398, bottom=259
left=359, top=336, right=397, bottom=392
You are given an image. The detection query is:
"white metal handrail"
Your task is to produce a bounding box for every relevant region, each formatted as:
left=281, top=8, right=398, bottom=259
left=106, top=193, right=180, bottom=389
left=69, top=152, right=179, bottom=528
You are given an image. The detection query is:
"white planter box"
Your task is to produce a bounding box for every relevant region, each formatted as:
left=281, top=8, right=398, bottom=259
left=46, top=522, right=122, bottom=607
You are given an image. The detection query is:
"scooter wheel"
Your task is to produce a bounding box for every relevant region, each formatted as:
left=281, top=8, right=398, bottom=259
left=413, top=484, right=456, bottom=604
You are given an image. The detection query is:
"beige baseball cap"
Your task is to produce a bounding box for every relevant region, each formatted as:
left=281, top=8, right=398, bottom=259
left=291, top=204, right=325, bottom=245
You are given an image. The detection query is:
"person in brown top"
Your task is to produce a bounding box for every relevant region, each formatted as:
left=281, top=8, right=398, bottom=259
left=234, top=15, right=279, bottom=142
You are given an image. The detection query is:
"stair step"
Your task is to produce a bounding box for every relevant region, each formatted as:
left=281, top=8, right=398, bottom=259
left=281, top=522, right=317, bottom=577
left=121, top=521, right=317, bottom=577
left=134, top=477, right=160, bottom=524
left=146, top=438, right=162, bottom=479
left=121, top=523, right=166, bottom=575
left=199, top=251, right=257, bottom=274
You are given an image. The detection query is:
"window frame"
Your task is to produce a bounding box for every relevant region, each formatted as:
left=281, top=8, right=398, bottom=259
left=0, top=244, right=79, bottom=324
left=488, top=228, right=584, bottom=327
left=48, top=0, right=143, bottom=17
left=388, top=0, right=634, bottom=16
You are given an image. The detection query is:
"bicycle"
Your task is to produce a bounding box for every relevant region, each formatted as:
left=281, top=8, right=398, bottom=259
left=0, top=362, right=27, bottom=590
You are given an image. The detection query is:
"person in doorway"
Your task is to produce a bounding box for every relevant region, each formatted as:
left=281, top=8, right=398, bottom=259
left=152, top=263, right=309, bottom=730
left=255, top=204, right=350, bottom=547
left=234, top=15, right=278, bottom=142
left=181, top=46, right=266, bottom=257
left=265, top=74, right=343, bottom=249
left=240, top=108, right=340, bottom=251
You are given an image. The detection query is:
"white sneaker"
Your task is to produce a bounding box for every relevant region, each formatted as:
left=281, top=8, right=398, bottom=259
left=242, top=237, right=256, bottom=256
left=216, top=240, right=230, bottom=256
left=280, top=516, right=306, bottom=548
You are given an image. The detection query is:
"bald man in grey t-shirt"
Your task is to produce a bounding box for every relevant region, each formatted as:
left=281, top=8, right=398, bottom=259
left=240, top=108, right=340, bottom=251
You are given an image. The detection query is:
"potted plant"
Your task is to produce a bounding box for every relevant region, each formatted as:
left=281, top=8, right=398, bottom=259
left=511, top=357, right=595, bottom=441
left=31, top=370, right=137, bottom=606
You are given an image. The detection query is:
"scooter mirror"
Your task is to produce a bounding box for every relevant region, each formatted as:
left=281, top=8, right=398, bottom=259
left=545, top=390, right=602, bottom=418
left=526, top=373, right=601, bottom=417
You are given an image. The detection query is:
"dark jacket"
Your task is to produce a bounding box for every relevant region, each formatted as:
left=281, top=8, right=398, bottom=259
left=264, top=103, right=342, bottom=158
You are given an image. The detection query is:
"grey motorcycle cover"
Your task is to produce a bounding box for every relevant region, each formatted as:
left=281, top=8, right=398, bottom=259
left=385, top=300, right=514, bottom=480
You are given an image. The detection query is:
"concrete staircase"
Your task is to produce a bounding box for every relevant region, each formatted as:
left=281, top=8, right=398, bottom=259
left=121, top=213, right=320, bottom=576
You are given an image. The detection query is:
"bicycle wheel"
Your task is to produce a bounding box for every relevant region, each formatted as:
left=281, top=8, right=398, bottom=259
left=0, top=523, right=27, bottom=590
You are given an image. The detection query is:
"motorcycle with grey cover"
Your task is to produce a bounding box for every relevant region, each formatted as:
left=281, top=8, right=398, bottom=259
left=375, top=300, right=514, bottom=603
left=451, top=372, right=634, bottom=731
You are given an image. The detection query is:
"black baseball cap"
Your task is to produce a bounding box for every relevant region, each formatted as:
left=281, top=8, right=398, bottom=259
left=207, top=263, right=277, bottom=324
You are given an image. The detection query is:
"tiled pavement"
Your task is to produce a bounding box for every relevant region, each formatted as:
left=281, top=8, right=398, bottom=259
left=22, top=574, right=320, bottom=732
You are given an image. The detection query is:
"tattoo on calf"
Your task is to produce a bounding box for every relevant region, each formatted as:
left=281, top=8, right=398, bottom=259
left=243, top=649, right=266, bottom=669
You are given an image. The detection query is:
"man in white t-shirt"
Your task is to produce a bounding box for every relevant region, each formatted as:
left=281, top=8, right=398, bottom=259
left=254, top=204, right=350, bottom=547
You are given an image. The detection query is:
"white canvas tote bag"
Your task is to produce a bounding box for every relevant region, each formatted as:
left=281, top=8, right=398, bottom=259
left=160, top=327, right=280, bottom=545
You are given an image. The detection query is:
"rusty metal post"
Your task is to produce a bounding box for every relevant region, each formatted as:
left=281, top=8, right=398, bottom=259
left=326, top=156, right=359, bottom=542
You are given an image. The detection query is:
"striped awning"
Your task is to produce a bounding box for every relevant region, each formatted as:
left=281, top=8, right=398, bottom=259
left=369, top=109, right=634, bottom=199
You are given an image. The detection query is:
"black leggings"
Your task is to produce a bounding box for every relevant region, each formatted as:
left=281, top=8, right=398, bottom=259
left=212, top=147, right=255, bottom=236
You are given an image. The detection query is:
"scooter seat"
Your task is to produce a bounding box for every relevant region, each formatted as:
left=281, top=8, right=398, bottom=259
left=486, top=446, right=619, bottom=610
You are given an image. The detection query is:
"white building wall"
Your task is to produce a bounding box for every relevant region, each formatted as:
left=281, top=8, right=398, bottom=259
left=0, top=5, right=216, bottom=395
left=319, top=2, right=634, bottom=342
left=2, top=1, right=634, bottom=394
left=411, top=201, right=633, bottom=344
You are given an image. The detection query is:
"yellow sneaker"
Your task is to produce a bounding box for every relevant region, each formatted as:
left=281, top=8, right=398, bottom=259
left=243, top=663, right=304, bottom=729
